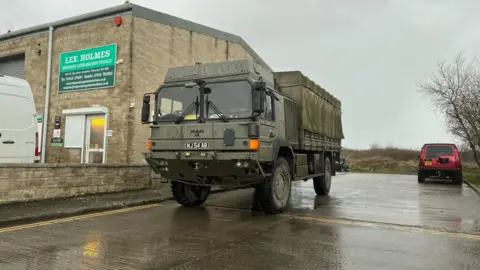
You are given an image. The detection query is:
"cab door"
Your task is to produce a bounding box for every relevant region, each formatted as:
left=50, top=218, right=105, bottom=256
left=258, top=94, right=276, bottom=161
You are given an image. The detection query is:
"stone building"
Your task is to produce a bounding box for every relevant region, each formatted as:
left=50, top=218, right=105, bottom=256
left=0, top=3, right=270, bottom=164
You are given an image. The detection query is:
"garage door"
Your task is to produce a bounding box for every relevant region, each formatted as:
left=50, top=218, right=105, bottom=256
left=0, top=54, right=25, bottom=79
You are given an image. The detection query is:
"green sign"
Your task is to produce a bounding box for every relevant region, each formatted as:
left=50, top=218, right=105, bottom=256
left=58, top=44, right=117, bottom=92
left=51, top=138, right=63, bottom=147
left=36, top=113, right=43, bottom=122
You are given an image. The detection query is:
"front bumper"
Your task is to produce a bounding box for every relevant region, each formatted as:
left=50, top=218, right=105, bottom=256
left=418, top=167, right=462, bottom=177
left=144, top=151, right=264, bottom=186
left=418, top=167, right=461, bottom=172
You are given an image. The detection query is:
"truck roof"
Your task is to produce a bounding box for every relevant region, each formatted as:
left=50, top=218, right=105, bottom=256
left=164, top=60, right=275, bottom=89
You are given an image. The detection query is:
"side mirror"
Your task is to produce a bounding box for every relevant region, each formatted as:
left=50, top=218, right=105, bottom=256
left=141, top=95, right=151, bottom=123
left=252, top=81, right=266, bottom=113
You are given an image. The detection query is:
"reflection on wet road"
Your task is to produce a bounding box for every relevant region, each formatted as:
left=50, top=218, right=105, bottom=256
left=0, top=173, right=479, bottom=269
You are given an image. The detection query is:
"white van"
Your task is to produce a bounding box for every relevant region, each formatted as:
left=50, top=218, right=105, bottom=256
left=0, top=75, right=39, bottom=163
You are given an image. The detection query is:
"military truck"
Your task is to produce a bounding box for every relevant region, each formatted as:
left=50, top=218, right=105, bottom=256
left=141, top=60, right=344, bottom=214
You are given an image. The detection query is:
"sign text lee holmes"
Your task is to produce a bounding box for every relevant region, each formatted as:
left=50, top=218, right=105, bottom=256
left=58, top=44, right=117, bottom=92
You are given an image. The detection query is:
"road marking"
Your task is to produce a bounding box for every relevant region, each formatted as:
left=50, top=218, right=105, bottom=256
left=0, top=204, right=161, bottom=234
left=281, top=214, right=480, bottom=240
left=1, top=202, right=478, bottom=242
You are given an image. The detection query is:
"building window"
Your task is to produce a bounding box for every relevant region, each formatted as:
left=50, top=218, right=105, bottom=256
left=64, top=115, right=85, bottom=148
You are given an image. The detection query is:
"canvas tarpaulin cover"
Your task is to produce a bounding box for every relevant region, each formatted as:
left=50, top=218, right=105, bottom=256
left=274, top=71, right=344, bottom=140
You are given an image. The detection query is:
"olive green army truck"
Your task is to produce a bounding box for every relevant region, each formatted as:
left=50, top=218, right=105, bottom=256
left=141, top=60, right=344, bottom=214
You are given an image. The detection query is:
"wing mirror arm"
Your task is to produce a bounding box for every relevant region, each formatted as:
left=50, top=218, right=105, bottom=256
left=268, top=89, right=280, bottom=101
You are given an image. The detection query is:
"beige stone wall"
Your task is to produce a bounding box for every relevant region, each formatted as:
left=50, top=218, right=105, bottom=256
left=0, top=164, right=150, bottom=204
left=46, top=15, right=134, bottom=163
left=128, top=17, right=253, bottom=163
left=0, top=32, right=49, bottom=114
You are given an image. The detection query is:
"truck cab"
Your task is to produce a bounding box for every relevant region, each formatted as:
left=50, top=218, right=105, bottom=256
left=141, top=60, right=343, bottom=214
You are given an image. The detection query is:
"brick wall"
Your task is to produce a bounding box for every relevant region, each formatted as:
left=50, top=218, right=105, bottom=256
left=46, top=15, right=134, bottom=164
left=128, top=17, right=254, bottom=163
left=0, top=164, right=150, bottom=204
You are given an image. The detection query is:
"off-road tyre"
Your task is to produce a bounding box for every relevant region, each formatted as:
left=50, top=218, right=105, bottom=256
left=258, top=157, right=292, bottom=215
left=418, top=172, right=426, bottom=183
left=453, top=172, right=463, bottom=185
left=171, top=181, right=211, bottom=207
left=313, top=157, right=332, bottom=196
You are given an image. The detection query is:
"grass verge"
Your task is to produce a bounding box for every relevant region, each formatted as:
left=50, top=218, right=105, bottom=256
left=342, top=147, right=479, bottom=178
left=463, top=172, right=480, bottom=190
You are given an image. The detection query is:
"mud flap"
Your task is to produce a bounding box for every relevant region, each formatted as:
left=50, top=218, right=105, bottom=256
left=145, top=158, right=169, bottom=184
left=145, top=157, right=162, bottom=174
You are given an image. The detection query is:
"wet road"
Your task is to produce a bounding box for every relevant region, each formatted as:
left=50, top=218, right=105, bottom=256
left=0, top=173, right=479, bottom=270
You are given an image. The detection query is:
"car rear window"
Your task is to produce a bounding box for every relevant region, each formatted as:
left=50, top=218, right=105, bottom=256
left=425, top=145, right=454, bottom=158
left=0, top=93, right=34, bottom=130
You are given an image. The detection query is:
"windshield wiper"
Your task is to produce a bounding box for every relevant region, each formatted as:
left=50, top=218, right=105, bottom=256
left=206, top=95, right=229, bottom=122
left=175, top=97, right=199, bottom=124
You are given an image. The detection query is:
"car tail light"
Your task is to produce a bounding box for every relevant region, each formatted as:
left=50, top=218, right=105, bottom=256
left=418, top=148, right=425, bottom=168
left=34, top=132, right=40, bottom=160
left=455, top=151, right=462, bottom=169
left=419, top=158, right=425, bottom=168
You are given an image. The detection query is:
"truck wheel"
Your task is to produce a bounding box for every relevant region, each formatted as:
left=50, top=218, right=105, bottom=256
left=453, top=172, right=463, bottom=185
left=418, top=173, right=426, bottom=183
left=313, top=157, right=332, bottom=196
left=171, top=181, right=211, bottom=207
left=259, top=157, right=292, bottom=215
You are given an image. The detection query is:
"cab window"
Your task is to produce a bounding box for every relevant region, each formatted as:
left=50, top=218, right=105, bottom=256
left=263, top=94, right=274, bottom=121
left=160, top=97, right=183, bottom=115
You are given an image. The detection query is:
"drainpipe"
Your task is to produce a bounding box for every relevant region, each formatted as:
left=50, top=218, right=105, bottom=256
left=41, top=26, right=53, bottom=163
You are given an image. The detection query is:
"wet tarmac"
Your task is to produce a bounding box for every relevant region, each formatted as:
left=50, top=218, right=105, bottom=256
left=0, top=173, right=479, bottom=270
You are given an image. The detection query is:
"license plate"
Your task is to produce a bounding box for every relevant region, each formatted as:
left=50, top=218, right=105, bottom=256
left=424, top=161, right=432, bottom=166
left=185, top=142, right=209, bottom=149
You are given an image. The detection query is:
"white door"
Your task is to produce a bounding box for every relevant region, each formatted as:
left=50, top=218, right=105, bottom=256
left=84, top=115, right=106, bottom=164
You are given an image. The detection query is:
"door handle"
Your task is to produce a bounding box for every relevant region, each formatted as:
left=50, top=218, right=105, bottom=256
left=2, top=140, right=15, bottom=144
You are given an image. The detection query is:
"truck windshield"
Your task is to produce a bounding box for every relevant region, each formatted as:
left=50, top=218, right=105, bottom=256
left=157, top=81, right=252, bottom=120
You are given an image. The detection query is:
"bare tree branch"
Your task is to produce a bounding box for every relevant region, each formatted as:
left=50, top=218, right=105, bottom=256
left=418, top=52, right=480, bottom=168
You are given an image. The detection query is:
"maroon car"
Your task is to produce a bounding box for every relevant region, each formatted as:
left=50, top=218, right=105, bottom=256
left=417, top=143, right=463, bottom=185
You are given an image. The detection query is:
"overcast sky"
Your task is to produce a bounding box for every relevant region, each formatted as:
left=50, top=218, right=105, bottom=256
left=2, top=0, right=478, bottom=149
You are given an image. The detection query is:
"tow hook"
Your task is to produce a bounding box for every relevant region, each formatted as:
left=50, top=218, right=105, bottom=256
left=194, top=162, right=209, bottom=170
